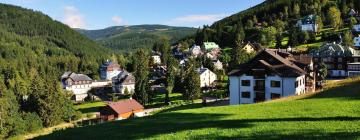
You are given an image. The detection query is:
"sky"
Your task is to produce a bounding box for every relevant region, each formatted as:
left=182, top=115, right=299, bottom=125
left=2, top=0, right=265, bottom=30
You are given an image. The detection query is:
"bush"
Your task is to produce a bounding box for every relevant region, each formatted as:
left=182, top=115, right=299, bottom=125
left=23, top=112, right=43, bottom=133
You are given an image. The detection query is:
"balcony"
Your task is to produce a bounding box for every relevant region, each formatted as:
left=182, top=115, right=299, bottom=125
left=254, top=86, right=265, bottom=91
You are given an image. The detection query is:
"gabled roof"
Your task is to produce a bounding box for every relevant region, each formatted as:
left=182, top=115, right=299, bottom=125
left=113, top=70, right=135, bottom=85
left=197, top=68, right=213, bottom=75
left=310, top=43, right=360, bottom=57
left=202, top=42, right=219, bottom=50
left=228, top=49, right=306, bottom=77
left=101, top=60, right=121, bottom=71
left=62, top=71, right=92, bottom=82
left=108, top=99, right=144, bottom=114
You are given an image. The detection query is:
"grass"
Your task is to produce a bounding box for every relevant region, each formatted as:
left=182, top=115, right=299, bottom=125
left=34, top=77, right=360, bottom=139
left=75, top=101, right=106, bottom=114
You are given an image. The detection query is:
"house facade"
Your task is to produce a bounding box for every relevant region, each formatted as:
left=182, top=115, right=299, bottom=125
left=297, top=15, right=318, bottom=32
left=242, top=42, right=262, bottom=54
left=112, top=71, right=135, bottom=94
left=228, top=50, right=307, bottom=105
left=61, top=72, right=93, bottom=102
left=100, top=60, right=122, bottom=80
left=354, top=24, right=360, bottom=32
left=354, top=36, right=360, bottom=48
left=347, top=62, right=360, bottom=77
left=310, top=43, right=360, bottom=77
left=213, top=60, right=224, bottom=70
left=100, top=99, right=145, bottom=121
left=197, top=68, right=217, bottom=88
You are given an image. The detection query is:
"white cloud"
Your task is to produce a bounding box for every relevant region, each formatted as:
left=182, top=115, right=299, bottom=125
left=62, top=6, right=86, bottom=28
left=111, top=16, right=124, bottom=25
left=166, top=14, right=229, bottom=27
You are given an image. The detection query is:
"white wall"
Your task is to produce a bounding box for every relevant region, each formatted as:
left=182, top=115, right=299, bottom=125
left=354, top=37, right=360, bottom=47
left=265, top=76, right=283, bottom=100
left=353, top=24, right=360, bottom=32
left=301, top=24, right=318, bottom=32
left=65, top=84, right=92, bottom=101
left=229, top=76, right=240, bottom=105
left=229, top=74, right=306, bottom=105
left=200, top=70, right=217, bottom=87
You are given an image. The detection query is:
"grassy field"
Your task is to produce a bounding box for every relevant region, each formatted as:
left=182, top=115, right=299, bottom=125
left=35, top=77, right=360, bottom=139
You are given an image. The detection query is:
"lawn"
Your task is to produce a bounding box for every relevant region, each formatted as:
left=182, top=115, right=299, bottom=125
left=35, top=77, right=360, bottom=139
left=75, top=101, right=106, bottom=115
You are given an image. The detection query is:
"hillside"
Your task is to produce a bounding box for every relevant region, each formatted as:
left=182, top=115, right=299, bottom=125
left=0, top=4, right=110, bottom=138
left=77, top=25, right=196, bottom=52
left=182, top=0, right=360, bottom=50
left=36, top=77, right=360, bottom=139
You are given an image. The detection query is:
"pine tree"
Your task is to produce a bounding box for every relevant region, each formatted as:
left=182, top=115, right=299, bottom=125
left=133, top=49, right=150, bottom=105
left=183, top=58, right=201, bottom=102
left=165, top=56, right=178, bottom=104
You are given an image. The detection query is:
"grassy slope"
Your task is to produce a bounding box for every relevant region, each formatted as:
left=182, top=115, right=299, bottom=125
left=36, top=77, right=360, bottom=140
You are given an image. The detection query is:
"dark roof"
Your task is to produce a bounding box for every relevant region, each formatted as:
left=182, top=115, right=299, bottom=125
left=228, top=49, right=306, bottom=77
left=108, top=99, right=144, bottom=114
left=113, top=71, right=135, bottom=85
left=61, top=71, right=92, bottom=82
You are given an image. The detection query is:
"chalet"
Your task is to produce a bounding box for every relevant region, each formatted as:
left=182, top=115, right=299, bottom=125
left=112, top=71, right=135, bottom=94
left=61, top=72, right=93, bottom=102
left=100, top=60, right=122, bottom=80
left=100, top=99, right=145, bottom=121
left=353, top=24, right=360, bottom=32
left=197, top=68, right=217, bottom=88
left=297, top=15, right=318, bottom=32
left=310, top=43, right=360, bottom=77
left=189, top=45, right=203, bottom=57
left=228, top=50, right=308, bottom=105
left=242, top=42, right=263, bottom=54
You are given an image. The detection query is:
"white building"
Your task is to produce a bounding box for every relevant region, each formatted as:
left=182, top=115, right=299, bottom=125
left=297, top=15, right=318, bottom=32
left=151, top=55, right=161, bottom=65
left=228, top=50, right=307, bottom=105
left=353, top=24, right=360, bottom=32
left=112, top=71, right=135, bottom=94
left=213, top=60, right=223, bottom=70
left=189, top=45, right=203, bottom=57
left=197, top=68, right=217, bottom=88
left=100, top=60, right=122, bottom=80
left=61, top=72, right=93, bottom=102
left=354, top=36, right=360, bottom=48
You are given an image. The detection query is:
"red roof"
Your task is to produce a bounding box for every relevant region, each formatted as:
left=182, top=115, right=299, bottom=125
left=108, top=99, right=144, bottom=114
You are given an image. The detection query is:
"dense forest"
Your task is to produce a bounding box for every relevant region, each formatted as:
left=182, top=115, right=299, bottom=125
left=0, top=4, right=110, bottom=138
left=77, top=25, right=196, bottom=52
left=179, top=0, right=360, bottom=49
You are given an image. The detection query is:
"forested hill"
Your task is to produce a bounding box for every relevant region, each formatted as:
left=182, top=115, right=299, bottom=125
left=76, top=25, right=196, bottom=52
left=0, top=4, right=110, bottom=138
left=180, top=0, right=360, bottom=49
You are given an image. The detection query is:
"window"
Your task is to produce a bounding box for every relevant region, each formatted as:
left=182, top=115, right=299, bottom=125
left=338, top=64, right=343, bottom=69
left=271, top=93, right=281, bottom=99
left=295, top=81, right=298, bottom=88
left=271, top=81, right=281, bottom=88
left=241, top=80, right=251, bottom=86
left=241, top=92, right=251, bottom=98
left=338, top=58, right=342, bottom=62
left=355, top=58, right=359, bottom=62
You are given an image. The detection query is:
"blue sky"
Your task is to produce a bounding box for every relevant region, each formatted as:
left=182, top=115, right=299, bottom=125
left=2, top=0, right=264, bottom=30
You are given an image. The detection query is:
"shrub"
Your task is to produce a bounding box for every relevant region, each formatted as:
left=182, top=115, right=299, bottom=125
left=23, top=112, right=43, bottom=133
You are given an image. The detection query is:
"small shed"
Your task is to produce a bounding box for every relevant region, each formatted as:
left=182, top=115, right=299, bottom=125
left=100, top=99, right=144, bottom=121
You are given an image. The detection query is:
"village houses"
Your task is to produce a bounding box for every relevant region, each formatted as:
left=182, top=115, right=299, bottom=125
left=112, top=70, right=135, bottom=94
left=228, top=49, right=314, bottom=105
left=310, top=43, right=360, bottom=77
